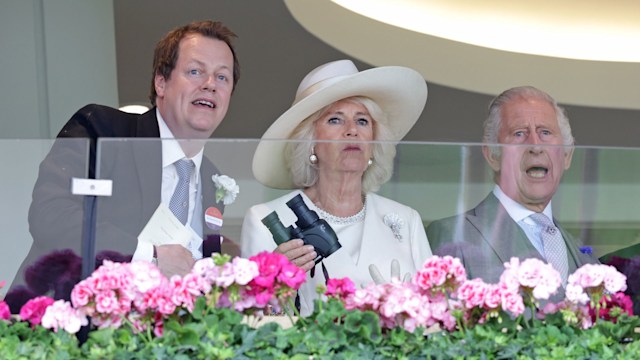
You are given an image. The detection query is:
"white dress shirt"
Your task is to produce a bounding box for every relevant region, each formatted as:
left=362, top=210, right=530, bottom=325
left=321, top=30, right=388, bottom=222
left=132, top=109, right=204, bottom=261
left=492, top=185, right=554, bottom=256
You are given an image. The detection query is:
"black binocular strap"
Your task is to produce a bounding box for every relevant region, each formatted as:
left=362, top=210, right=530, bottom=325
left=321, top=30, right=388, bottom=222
left=296, top=261, right=331, bottom=312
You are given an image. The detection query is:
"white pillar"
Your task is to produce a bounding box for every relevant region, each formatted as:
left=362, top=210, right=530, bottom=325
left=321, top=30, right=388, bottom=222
left=0, top=0, right=118, bottom=138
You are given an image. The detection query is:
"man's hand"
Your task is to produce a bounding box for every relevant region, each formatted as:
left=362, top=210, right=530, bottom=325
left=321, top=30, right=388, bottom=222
left=156, top=244, right=195, bottom=278
left=369, top=259, right=411, bottom=285
left=274, top=239, right=316, bottom=271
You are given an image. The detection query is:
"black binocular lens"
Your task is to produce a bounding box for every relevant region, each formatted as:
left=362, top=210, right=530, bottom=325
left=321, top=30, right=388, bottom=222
left=261, top=211, right=291, bottom=245
left=286, top=194, right=319, bottom=229
left=261, top=194, right=342, bottom=263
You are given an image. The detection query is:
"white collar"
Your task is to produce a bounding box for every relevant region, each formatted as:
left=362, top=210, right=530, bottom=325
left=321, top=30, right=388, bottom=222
left=156, top=109, right=204, bottom=171
left=492, top=185, right=553, bottom=225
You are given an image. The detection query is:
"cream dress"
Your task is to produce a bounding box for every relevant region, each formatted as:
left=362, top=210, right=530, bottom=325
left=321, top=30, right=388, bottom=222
left=240, top=190, right=432, bottom=316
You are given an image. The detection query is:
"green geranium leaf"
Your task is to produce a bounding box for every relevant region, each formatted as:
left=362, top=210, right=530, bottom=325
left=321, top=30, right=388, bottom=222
left=344, top=311, right=382, bottom=344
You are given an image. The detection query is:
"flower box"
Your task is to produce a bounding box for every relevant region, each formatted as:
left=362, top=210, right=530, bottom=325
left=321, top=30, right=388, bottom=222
left=2, top=254, right=640, bottom=358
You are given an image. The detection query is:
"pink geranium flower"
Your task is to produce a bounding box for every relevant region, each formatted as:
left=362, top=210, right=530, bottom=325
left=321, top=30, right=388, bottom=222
left=70, top=281, right=93, bottom=308
left=541, top=300, right=593, bottom=329
left=27, top=250, right=640, bottom=341
left=20, top=296, right=55, bottom=326
left=501, top=290, right=525, bottom=316
left=24, top=249, right=632, bottom=339
left=567, top=264, right=628, bottom=305
left=0, top=301, right=10, bottom=321
left=41, top=300, right=88, bottom=334
left=231, top=257, right=259, bottom=285
left=0, top=281, right=9, bottom=321
left=483, top=284, right=502, bottom=310
left=499, top=257, right=561, bottom=303
left=249, top=252, right=285, bottom=288
left=277, top=262, right=306, bottom=289
left=326, top=278, right=356, bottom=299
left=246, top=252, right=305, bottom=305
left=457, top=279, right=489, bottom=309
left=565, top=283, right=590, bottom=304
left=589, top=292, right=633, bottom=323
left=1, top=252, right=309, bottom=336
left=129, top=261, right=165, bottom=293
left=413, top=255, right=466, bottom=293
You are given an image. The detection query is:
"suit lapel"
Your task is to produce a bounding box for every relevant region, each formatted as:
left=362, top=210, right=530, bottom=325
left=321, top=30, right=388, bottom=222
left=132, top=110, right=162, bottom=222
left=134, top=108, right=161, bottom=138
left=201, top=154, right=224, bottom=256
left=558, top=224, right=586, bottom=272
left=467, top=193, right=544, bottom=264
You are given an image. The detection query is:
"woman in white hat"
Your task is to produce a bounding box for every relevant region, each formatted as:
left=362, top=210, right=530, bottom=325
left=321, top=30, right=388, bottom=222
left=240, top=60, right=433, bottom=316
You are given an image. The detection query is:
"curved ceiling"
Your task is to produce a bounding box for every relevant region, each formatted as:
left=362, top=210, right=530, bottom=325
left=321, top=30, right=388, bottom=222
left=285, top=0, right=640, bottom=110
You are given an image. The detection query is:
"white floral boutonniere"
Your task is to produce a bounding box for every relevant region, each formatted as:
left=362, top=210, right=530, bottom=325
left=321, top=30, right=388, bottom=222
left=211, top=174, right=239, bottom=205
left=383, top=213, right=404, bottom=241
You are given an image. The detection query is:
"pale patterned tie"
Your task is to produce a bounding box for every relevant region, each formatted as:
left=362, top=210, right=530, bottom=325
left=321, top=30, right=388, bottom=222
left=530, top=213, right=569, bottom=284
left=169, top=159, right=194, bottom=225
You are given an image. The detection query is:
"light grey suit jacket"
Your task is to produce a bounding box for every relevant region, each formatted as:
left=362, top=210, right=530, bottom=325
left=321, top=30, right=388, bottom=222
left=426, top=193, right=596, bottom=284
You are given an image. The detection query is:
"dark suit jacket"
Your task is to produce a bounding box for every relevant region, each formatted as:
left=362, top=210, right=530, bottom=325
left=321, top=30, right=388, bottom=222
left=18, top=104, right=223, bottom=288
left=426, top=193, right=597, bottom=284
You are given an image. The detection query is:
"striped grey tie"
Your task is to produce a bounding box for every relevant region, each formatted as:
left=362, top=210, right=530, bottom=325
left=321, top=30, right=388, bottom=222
left=530, top=213, right=569, bottom=284
left=169, top=159, right=194, bottom=225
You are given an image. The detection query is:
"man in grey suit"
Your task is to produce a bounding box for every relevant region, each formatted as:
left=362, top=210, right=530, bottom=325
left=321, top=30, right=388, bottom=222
left=426, top=86, right=596, bottom=284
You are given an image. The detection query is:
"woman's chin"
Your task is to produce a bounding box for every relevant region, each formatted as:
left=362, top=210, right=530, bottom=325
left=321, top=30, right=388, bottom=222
left=332, top=163, right=368, bottom=174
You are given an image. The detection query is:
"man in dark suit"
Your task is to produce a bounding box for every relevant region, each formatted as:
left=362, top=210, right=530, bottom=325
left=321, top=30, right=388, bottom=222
left=12, top=21, right=240, bottom=307
left=426, top=86, right=596, bottom=285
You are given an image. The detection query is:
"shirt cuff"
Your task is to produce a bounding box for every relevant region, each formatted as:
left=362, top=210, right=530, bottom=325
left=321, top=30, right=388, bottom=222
left=132, top=241, right=154, bottom=262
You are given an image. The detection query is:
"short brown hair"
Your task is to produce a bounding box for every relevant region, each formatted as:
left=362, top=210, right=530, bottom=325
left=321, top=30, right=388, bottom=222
left=149, top=20, right=240, bottom=105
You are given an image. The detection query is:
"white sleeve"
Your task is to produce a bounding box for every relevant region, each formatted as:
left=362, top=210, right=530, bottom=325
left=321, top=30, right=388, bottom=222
left=132, top=241, right=154, bottom=262
left=408, top=208, right=433, bottom=269
left=240, top=204, right=278, bottom=257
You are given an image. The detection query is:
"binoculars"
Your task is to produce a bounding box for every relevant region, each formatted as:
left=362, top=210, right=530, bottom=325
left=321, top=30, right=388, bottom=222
left=261, top=194, right=341, bottom=263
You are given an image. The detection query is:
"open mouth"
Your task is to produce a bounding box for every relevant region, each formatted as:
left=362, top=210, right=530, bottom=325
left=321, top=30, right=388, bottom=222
left=526, top=166, right=548, bottom=178
left=192, top=99, right=216, bottom=108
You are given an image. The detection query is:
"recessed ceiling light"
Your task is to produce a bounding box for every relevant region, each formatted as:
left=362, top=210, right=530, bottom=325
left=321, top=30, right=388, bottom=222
left=287, top=0, right=640, bottom=110
left=119, top=104, right=150, bottom=114
left=333, top=0, right=640, bottom=62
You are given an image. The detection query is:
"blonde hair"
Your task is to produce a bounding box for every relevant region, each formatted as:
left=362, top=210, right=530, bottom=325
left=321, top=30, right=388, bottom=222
left=284, top=96, right=396, bottom=193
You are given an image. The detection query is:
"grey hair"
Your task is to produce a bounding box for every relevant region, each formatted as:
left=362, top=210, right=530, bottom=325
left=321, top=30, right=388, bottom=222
left=483, top=86, right=574, bottom=157
left=284, top=96, right=396, bottom=194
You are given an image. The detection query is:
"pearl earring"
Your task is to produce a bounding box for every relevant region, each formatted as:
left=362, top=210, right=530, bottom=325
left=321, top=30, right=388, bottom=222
left=309, top=146, right=318, bottom=164
left=367, top=158, right=373, bottom=166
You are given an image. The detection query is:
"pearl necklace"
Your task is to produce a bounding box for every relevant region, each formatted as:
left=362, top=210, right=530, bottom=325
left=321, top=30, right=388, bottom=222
left=315, top=202, right=366, bottom=225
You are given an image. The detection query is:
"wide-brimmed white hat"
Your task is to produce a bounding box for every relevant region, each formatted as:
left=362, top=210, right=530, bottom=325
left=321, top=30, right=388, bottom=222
left=252, top=59, right=428, bottom=189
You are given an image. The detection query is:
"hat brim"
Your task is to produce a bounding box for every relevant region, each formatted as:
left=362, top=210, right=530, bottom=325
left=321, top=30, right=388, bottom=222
left=253, top=66, right=428, bottom=189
